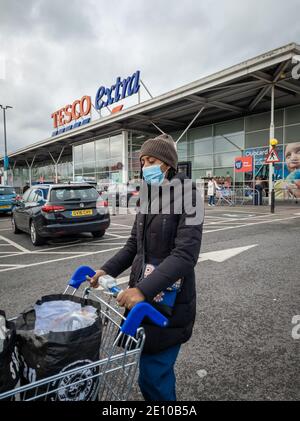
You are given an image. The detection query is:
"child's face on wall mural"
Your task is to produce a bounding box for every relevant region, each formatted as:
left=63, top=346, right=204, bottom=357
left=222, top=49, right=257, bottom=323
left=285, top=142, right=300, bottom=172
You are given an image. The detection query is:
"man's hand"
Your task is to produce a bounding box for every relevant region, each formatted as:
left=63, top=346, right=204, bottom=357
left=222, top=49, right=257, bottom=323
left=116, top=288, right=145, bottom=310
left=89, top=269, right=107, bottom=288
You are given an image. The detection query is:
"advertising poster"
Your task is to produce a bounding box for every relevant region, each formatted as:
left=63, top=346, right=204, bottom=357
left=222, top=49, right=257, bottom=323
left=274, top=142, right=300, bottom=199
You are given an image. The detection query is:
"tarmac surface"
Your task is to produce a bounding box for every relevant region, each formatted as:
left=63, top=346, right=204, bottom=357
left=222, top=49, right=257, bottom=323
left=0, top=203, right=299, bottom=401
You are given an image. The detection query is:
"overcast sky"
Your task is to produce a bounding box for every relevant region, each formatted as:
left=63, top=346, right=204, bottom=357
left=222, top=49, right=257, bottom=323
left=0, top=0, right=300, bottom=155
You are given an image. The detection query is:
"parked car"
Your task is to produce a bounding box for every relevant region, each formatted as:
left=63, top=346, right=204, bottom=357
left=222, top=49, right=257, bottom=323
left=0, top=185, right=17, bottom=214
left=12, top=183, right=110, bottom=246
left=103, top=183, right=140, bottom=207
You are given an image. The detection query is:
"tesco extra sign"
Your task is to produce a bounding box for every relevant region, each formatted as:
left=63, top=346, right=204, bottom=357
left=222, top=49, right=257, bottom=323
left=95, top=70, right=140, bottom=110
left=51, top=70, right=140, bottom=135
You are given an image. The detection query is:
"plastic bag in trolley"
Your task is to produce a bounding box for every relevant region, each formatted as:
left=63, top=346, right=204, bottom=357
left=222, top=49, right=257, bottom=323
left=0, top=310, right=20, bottom=399
left=15, top=294, right=102, bottom=401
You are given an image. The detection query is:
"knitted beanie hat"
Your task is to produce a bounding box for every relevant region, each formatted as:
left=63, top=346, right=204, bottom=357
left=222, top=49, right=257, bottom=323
left=139, top=134, right=178, bottom=170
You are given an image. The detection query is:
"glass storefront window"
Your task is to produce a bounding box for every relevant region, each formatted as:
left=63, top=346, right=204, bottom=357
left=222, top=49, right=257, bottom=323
left=74, top=145, right=83, bottom=164
left=245, top=110, right=283, bottom=132
left=214, top=118, right=244, bottom=135
left=96, top=160, right=110, bottom=173
left=83, top=161, right=95, bottom=174
left=82, top=142, right=95, bottom=172
left=110, top=158, right=123, bottom=171
left=214, top=152, right=237, bottom=167
left=192, top=155, right=213, bottom=169
left=96, top=138, right=110, bottom=161
left=190, top=138, right=213, bottom=155
left=188, top=126, right=212, bottom=140
left=110, top=134, right=123, bottom=157
left=214, top=132, right=244, bottom=153
left=192, top=169, right=211, bottom=180
left=245, top=128, right=283, bottom=148
left=285, top=124, right=300, bottom=143
left=214, top=167, right=234, bottom=178
left=285, top=105, right=300, bottom=125
left=73, top=133, right=125, bottom=185
left=75, top=167, right=83, bottom=176
left=177, top=141, right=188, bottom=160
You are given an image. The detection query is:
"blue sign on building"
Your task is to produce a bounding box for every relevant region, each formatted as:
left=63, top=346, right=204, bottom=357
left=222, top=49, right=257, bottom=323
left=95, top=70, right=140, bottom=110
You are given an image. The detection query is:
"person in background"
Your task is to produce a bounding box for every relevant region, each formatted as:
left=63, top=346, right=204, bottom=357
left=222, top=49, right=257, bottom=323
left=22, top=182, right=30, bottom=194
left=207, top=177, right=217, bottom=207
left=254, top=176, right=263, bottom=205
left=89, top=134, right=203, bottom=401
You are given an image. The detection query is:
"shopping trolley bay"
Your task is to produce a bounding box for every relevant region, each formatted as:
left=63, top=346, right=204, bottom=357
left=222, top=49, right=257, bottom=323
left=0, top=207, right=300, bottom=401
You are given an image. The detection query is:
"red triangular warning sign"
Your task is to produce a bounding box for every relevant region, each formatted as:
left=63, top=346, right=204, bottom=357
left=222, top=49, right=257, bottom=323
left=265, top=149, right=280, bottom=164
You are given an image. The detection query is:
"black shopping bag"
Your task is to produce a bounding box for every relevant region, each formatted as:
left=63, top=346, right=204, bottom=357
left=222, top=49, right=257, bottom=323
left=16, top=294, right=102, bottom=401
left=0, top=310, right=20, bottom=399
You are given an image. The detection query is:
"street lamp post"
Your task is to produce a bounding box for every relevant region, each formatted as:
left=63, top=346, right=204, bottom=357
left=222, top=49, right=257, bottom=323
left=0, top=104, right=13, bottom=185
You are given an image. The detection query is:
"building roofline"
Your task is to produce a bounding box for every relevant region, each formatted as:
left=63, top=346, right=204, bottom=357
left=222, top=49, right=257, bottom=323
left=3, top=42, right=300, bottom=160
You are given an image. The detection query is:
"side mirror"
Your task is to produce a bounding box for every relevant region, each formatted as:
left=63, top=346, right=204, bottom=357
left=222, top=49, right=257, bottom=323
left=14, top=199, right=24, bottom=207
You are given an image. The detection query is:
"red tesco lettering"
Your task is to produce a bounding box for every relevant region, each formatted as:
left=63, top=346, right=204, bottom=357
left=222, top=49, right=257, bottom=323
left=51, top=96, right=91, bottom=129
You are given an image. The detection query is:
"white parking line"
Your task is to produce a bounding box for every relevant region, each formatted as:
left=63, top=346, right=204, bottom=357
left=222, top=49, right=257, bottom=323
left=0, top=251, right=24, bottom=255
left=105, top=233, right=129, bottom=239
left=0, top=246, right=123, bottom=273
left=111, top=223, right=133, bottom=228
left=203, top=215, right=300, bottom=234
left=0, top=252, right=24, bottom=259
left=0, top=235, right=30, bottom=253
left=0, top=264, right=24, bottom=267
left=34, top=237, right=126, bottom=253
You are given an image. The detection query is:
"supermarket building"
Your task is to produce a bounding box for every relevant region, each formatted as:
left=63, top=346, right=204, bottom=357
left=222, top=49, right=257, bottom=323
left=1, top=42, right=300, bottom=190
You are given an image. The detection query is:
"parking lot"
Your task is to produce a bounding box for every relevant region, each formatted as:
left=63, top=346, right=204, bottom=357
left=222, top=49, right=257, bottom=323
left=0, top=206, right=299, bottom=400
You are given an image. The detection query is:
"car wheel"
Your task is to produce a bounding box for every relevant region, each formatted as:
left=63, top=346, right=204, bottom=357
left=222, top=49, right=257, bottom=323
left=120, top=196, right=127, bottom=207
left=92, top=230, right=105, bottom=238
left=11, top=216, right=21, bottom=234
left=30, top=220, right=45, bottom=246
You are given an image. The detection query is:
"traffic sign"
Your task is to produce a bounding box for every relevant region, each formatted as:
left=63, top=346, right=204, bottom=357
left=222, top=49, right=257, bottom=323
left=265, top=149, right=280, bottom=164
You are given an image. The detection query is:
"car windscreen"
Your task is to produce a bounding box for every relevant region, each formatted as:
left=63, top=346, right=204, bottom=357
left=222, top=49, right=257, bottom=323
left=0, top=187, right=16, bottom=195
left=50, top=187, right=99, bottom=202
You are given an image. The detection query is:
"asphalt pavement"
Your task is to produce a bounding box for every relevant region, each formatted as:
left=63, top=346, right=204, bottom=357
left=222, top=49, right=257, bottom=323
left=0, top=204, right=299, bottom=401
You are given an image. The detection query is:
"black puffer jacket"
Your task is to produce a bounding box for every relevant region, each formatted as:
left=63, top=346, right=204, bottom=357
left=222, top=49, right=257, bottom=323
left=101, top=173, right=203, bottom=354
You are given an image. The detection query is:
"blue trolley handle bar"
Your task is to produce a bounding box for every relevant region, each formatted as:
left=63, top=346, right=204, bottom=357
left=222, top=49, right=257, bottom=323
left=68, top=265, right=96, bottom=289
left=68, top=265, right=168, bottom=335
left=103, top=284, right=168, bottom=335
left=121, top=302, right=168, bottom=336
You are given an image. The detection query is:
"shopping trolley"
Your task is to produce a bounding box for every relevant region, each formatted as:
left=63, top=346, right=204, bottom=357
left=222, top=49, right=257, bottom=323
left=0, top=265, right=168, bottom=401
left=216, top=188, right=234, bottom=206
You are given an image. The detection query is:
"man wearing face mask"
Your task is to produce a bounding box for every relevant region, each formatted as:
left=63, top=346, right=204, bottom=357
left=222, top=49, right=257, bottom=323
left=90, top=134, right=203, bottom=401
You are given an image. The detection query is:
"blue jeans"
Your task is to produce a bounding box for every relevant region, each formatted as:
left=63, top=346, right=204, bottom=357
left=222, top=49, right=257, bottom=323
left=208, top=195, right=215, bottom=205
left=138, top=345, right=181, bottom=401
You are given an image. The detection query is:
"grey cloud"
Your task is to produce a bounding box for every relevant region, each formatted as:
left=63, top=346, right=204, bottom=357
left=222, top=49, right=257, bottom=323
left=0, top=0, right=300, bottom=155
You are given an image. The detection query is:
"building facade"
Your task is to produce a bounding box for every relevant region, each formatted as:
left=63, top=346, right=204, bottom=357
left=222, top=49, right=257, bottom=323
left=2, top=43, right=300, bottom=194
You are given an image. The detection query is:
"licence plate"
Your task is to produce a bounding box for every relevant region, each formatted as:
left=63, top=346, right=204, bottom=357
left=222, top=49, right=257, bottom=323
left=0, top=205, right=10, bottom=209
left=71, top=209, right=93, bottom=217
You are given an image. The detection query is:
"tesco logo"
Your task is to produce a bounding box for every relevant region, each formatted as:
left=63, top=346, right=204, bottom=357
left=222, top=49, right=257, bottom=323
left=51, top=95, right=91, bottom=129
left=50, top=71, right=141, bottom=136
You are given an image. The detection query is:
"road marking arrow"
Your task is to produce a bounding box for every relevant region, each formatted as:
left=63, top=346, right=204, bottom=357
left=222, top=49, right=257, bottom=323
left=198, top=244, right=257, bottom=263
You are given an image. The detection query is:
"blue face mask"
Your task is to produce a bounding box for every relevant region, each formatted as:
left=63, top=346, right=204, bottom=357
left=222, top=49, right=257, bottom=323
left=142, top=164, right=165, bottom=185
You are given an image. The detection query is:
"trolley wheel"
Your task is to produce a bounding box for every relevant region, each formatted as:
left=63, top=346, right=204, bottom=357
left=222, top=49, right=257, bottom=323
left=92, top=230, right=105, bottom=238
left=11, top=216, right=21, bottom=234
left=30, top=220, right=45, bottom=246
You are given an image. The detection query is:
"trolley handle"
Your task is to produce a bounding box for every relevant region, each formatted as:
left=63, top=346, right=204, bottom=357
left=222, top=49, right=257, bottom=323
left=68, top=265, right=96, bottom=289
left=121, top=302, right=168, bottom=336
left=68, top=266, right=169, bottom=335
